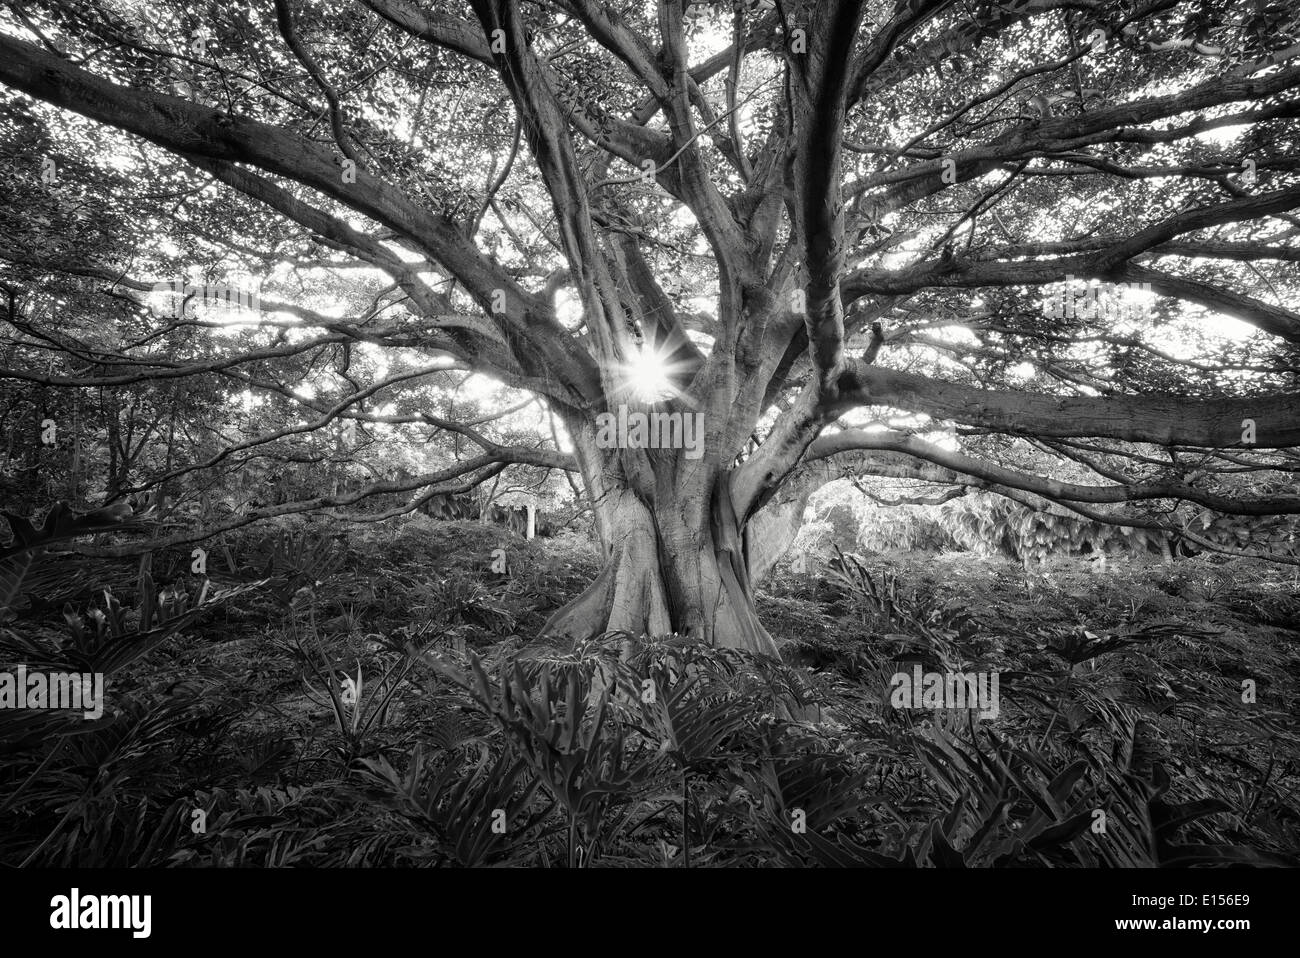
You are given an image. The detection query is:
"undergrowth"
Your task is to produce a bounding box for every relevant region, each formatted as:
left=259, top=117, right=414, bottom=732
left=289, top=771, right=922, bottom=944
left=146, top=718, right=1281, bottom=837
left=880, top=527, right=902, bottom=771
left=2, top=512, right=1296, bottom=866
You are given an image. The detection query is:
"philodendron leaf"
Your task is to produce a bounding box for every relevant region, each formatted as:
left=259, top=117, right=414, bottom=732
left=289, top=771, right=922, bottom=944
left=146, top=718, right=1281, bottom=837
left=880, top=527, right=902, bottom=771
left=0, top=501, right=135, bottom=560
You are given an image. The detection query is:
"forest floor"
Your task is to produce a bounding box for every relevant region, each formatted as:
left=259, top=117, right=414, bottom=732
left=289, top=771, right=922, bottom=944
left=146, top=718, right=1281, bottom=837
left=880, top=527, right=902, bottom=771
left=3, top=513, right=1298, bottom=867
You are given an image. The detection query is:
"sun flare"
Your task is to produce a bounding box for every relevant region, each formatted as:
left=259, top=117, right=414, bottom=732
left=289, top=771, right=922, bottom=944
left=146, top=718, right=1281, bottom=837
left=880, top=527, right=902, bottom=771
left=624, top=347, right=675, bottom=403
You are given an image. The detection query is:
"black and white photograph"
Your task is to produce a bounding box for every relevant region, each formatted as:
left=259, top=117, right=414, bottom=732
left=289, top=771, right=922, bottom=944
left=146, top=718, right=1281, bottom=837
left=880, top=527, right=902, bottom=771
left=0, top=0, right=1296, bottom=936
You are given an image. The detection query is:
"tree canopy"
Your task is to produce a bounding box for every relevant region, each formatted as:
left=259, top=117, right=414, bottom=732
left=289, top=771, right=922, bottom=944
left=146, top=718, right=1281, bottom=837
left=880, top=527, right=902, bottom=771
left=1, top=0, right=1298, bottom=653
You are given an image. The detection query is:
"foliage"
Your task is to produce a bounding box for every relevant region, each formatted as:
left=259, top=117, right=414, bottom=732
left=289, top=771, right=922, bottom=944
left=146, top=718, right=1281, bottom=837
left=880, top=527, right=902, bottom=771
left=799, top=482, right=1300, bottom=567
left=4, top=519, right=1296, bottom=867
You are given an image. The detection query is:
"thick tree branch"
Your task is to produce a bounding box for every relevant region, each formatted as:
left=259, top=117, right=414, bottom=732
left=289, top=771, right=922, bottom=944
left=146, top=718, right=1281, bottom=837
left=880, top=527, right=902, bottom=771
left=829, top=362, right=1300, bottom=448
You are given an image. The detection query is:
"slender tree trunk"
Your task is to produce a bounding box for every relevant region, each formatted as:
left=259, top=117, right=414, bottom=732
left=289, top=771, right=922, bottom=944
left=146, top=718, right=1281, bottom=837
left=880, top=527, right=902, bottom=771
left=106, top=393, right=122, bottom=499
left=70, top=390, right=81, bottom=506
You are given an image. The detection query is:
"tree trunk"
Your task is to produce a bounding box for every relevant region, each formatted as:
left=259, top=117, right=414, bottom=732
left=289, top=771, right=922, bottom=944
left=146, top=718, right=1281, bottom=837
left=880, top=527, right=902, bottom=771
left=105, top=394, right=123, bottom=499
left=540, top=479, right=779, bottom=657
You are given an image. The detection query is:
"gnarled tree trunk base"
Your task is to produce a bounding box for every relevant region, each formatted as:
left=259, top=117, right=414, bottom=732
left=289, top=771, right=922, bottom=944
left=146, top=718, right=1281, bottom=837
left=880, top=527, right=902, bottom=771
left=540, top=495, right=779, bottom=657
